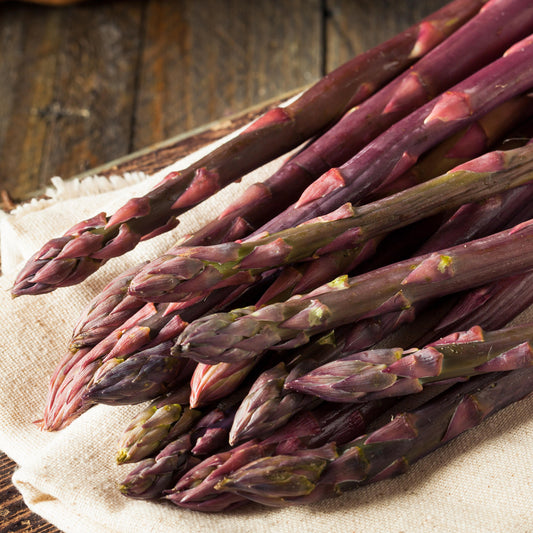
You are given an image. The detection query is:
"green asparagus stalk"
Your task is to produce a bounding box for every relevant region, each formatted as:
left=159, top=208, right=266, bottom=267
left=12, top=0, right=484, bottom=297
left=128, top=142, right=533, bottom=302
left=286, top=323, right=533, bottom=402
left=176, top=218, right=533, bottom=365
left=216, top=367, right=533, bottom=508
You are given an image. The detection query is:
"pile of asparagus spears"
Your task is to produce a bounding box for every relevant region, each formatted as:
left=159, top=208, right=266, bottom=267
left=11, top=0, right=533, bottom=512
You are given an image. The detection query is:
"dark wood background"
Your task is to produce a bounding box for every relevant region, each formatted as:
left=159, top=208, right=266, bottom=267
left=0, top=0, right=447, bottom=531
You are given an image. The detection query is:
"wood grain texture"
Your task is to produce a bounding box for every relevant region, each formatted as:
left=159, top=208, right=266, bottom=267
left=0, top=0, right=143, bottom=201
left=0, top=455, right=56, bottom=532
left=132, top=0, right=322, bottom=150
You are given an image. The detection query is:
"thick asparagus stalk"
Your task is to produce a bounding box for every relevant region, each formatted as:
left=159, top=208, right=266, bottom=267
left=250, top=32, right=533, bottom=237
left=255, top=97, right=533, bottom=304
left=216, top=368, right=533, bottom=508
left=177, top=0, right=532, bottom=250
left=128, top=142, right=533, bottom=302
left=286, top=323, right=533, bottom=402
left=11, top=0, right=484, bottom=298
left=176, top=218, right=533, bottom=365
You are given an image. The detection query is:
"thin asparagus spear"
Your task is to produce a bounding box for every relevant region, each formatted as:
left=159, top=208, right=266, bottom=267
left=166, top=401, right=387, bottom=512
left=116, top=385, right=201, bottom=465
left=216, top=368, right=533, bottom=508
left=11, top=0, right=483, bottom=297
left=176, top=218, right=533, bottom=365
left=286, top=323, right=533, bottom=402
left=128, top=142, right=533, bottom=302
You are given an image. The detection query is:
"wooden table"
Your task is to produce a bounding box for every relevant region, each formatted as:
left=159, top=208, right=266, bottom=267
left=0, top=0, right=447, bottom=531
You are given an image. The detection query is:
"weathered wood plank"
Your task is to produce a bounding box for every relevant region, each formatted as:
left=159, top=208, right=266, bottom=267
left=78, top=89, right=301, bottom=183
left=0, top=1, right=143, bottom=201
left=0, top=454, right=57, bottom=533
left=132, top=0, right=322, bottom=151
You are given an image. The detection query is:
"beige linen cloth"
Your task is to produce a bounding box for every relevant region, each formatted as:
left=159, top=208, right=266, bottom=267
left=0, top=130, right=532, bottom=533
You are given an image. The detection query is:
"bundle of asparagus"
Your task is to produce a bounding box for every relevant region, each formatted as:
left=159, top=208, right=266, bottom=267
left=11, top=0, right=533, bottom=514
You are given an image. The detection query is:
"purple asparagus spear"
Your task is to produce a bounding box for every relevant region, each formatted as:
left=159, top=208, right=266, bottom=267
left=286, top=323, right=533, bottom=402
left=177, top=218, right=533, bottom=365
left=128, top=141, right=533, bottom=302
